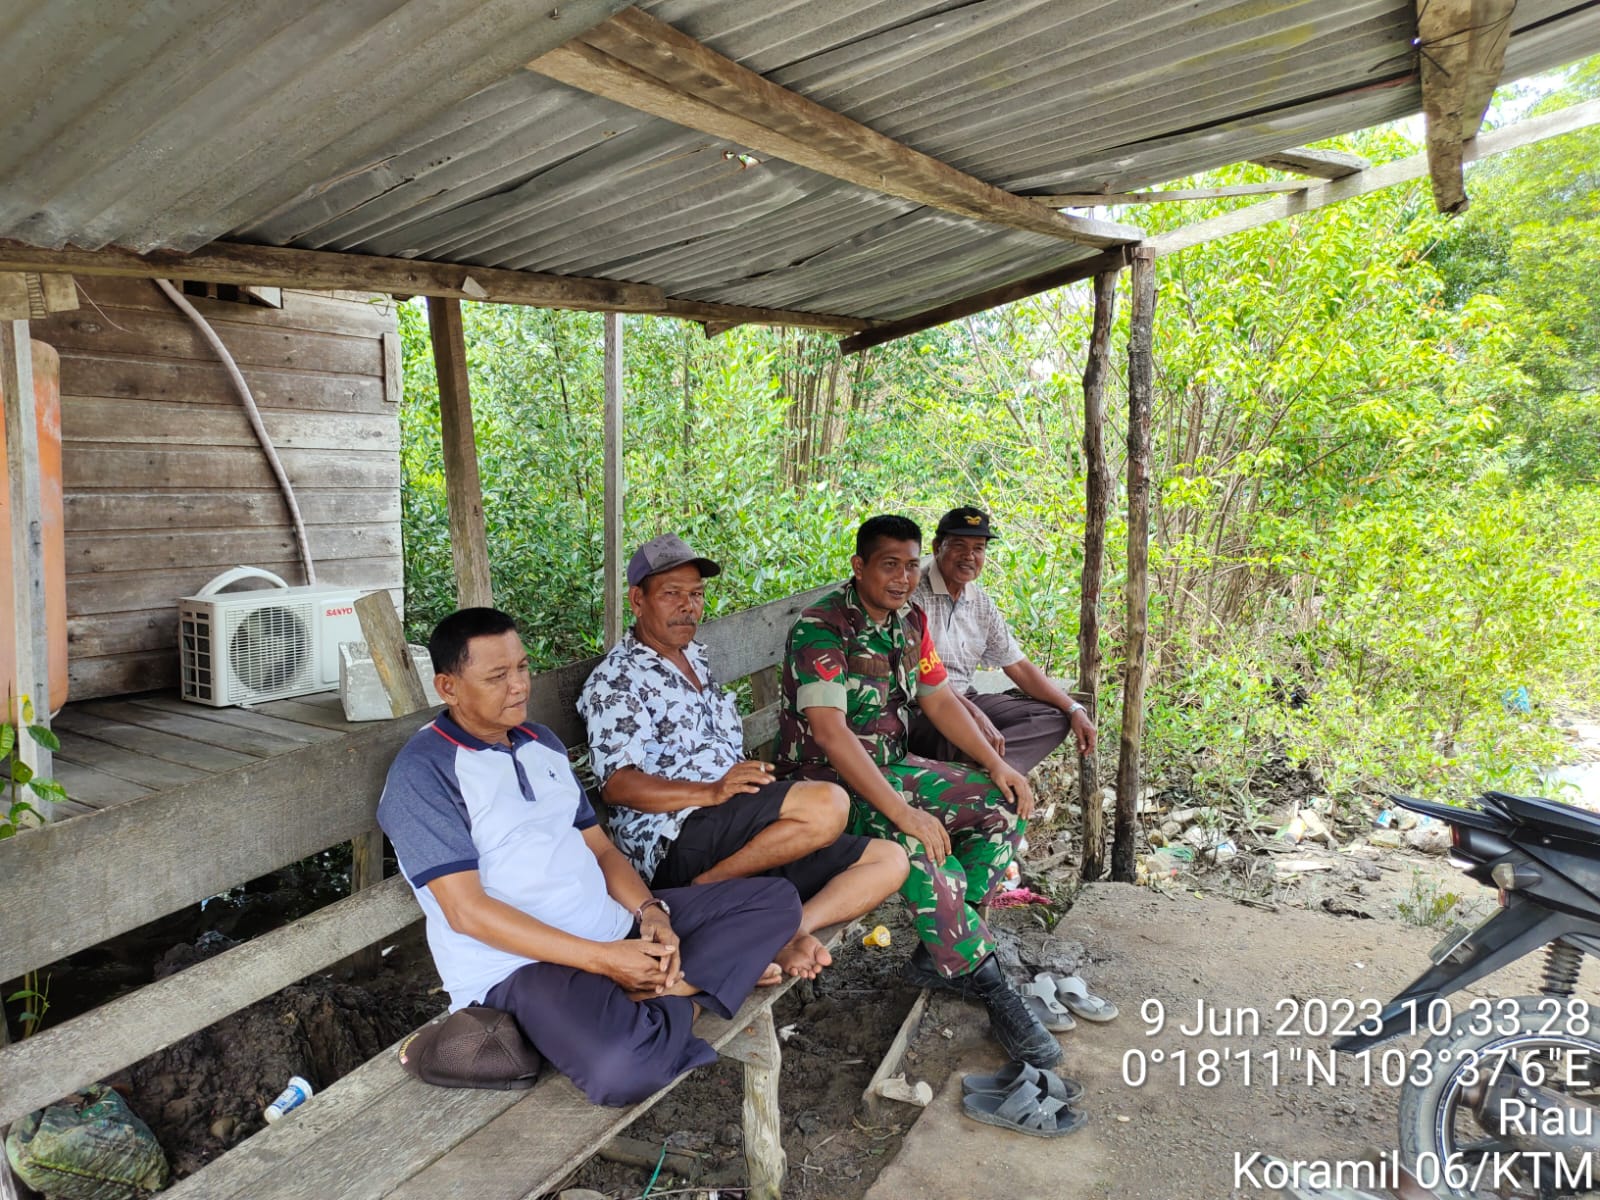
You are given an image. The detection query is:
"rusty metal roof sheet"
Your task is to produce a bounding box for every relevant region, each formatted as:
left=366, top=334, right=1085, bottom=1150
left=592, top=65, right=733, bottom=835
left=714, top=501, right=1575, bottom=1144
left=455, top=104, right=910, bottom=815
left=3, top=0, right=1598, bottom=323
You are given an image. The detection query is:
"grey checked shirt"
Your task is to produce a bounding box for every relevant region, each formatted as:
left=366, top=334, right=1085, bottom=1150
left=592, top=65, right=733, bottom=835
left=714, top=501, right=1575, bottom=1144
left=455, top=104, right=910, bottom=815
left=577, top=631, right=744, bottom=880
left=911, top=557, right=1024, bottom=694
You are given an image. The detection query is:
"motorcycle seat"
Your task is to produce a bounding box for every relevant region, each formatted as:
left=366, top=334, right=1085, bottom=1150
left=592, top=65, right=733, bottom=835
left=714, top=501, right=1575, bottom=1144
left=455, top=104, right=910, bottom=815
left=1488, top=790, right=1600, bottom=842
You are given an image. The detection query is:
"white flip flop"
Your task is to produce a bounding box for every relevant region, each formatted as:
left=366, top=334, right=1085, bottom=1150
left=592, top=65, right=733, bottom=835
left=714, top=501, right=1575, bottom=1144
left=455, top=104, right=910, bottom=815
left=1023, top=975, right=1076, bottom=1032
left=1051, top=974, right=1118, bottom=1023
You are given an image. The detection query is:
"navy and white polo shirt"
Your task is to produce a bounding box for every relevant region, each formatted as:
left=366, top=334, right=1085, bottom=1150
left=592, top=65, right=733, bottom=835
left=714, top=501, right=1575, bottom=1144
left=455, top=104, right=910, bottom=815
left=377, top=710, right=632, bottom=1010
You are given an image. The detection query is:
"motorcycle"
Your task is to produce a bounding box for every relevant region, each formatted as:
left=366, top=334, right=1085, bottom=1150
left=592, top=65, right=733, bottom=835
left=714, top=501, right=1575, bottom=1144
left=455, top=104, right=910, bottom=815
left=1333, top=790, right=1600, bottom=1197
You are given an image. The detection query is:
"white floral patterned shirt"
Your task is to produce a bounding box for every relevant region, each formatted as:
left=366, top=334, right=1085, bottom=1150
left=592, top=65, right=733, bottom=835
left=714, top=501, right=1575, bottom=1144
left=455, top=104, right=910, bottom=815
left=577, top=631, right=745, bottom=879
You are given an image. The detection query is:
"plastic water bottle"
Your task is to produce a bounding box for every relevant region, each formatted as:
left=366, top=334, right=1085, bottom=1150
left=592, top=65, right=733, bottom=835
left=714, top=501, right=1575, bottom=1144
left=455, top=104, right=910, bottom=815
left=263, top=1076, right=313, bottom=1124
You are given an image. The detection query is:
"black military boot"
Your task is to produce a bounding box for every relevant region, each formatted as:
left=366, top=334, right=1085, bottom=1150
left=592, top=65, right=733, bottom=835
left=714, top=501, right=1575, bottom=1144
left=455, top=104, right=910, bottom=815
left=902, top=947, right=1063, bottom=1068
left=901, top=942, right=968, bottom=992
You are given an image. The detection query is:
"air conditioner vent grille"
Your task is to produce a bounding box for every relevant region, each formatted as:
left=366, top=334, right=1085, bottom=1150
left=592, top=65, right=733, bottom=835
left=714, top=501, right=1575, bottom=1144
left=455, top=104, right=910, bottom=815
left=226, top=603, right=313, bottom=701
left=180, top=611, right=213, bottom=702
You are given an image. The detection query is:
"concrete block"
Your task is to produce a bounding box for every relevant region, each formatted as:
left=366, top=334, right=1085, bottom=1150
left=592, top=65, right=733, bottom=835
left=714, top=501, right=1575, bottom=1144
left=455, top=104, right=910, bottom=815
left=339, top=641, right=440, bottom=721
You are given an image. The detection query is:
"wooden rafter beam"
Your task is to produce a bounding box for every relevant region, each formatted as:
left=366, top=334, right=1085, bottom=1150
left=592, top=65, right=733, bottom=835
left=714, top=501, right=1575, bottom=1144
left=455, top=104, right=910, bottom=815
left=841, top=97, right=1600, bottom=355
left=0, top=239, right=876, bottom=333
left=1248, top=148, right=1370, bottom=179
left=1416, top=0, right=1517, bottom=213
left=528, top=8, right=1142, bottom=251
left=839, top=247, right=1130, bottom=355
left=1150, top=95, right=1600, bottom=259
left=1036, top=182, right=1311, bottom=207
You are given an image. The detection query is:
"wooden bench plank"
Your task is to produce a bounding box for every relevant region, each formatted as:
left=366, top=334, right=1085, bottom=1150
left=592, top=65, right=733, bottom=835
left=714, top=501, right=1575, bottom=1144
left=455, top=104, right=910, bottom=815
left=53, top=735, right=214, bottom=790
left=0, top=711, right=427, bottom=983
left=742, top=703, right=779, bottom=755
left=129, top=694, right=349, bottom=744
left=174, top=925, right=840, bottom=1200
left=386, top=926, right=848, bottom=1200
left=82, top=699, right=315, bottom=757
left=169, top=1049, right=516, bottom=1200
left=249, top=696, right=366, bottom=731
left=705, top=584, right=833, bottom=683
left=0, top=877, right=420, bottom=1129
left=291, top=691, right=355, bottom=713
left=52, top=710, right=262, bottom=772
left=43, top=758, right=154, bottom=809
left=262, top=985, right=806, bottom=1200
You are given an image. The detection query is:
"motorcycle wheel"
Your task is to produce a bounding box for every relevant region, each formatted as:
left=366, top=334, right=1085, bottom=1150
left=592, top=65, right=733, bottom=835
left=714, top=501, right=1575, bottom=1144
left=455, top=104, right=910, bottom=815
left=1397, top=995, right=1600, bottom=1198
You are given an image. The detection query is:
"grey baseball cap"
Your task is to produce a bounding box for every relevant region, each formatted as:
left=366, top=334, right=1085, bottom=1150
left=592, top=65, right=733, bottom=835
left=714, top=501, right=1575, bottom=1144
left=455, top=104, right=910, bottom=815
left=627, top=533, right=722, bottom=587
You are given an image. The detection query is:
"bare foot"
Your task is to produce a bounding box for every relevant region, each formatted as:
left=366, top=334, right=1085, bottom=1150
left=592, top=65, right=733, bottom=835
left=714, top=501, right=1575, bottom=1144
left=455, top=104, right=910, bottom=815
left=756, top=962, right=783, bottom=987
left=775, top=932, right=833, bottom=979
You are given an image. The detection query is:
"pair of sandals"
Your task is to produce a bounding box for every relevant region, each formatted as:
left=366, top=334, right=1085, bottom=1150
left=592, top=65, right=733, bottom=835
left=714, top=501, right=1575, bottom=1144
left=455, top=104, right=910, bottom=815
left=1021, top=972, right=1119, bottom=1033
left=960, top=1061, right=1087, bottom=1139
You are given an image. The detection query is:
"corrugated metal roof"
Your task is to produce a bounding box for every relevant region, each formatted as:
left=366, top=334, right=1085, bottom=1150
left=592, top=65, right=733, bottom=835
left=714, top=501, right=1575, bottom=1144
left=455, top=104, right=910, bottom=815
left=3, top=0, right=1598, bottom=324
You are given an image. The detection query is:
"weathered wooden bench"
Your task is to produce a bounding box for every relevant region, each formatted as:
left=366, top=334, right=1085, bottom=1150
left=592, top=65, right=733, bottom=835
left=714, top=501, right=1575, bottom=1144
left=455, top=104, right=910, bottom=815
left=0, top=585, right=832, bottom=1200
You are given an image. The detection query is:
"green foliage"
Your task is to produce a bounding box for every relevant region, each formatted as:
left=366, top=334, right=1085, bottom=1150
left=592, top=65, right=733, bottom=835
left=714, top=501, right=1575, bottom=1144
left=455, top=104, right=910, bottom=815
left=2, top=694, right=66, bottom=1037
left=1431, top=63, right=1600, bottom=485
left=6, top=972, right=50, bottom=1037
left=1, top=694, right=68, bottom=840
left=395, top=101, right=1600, bottom=813
left=1397, top=871, right=1468, bottom=930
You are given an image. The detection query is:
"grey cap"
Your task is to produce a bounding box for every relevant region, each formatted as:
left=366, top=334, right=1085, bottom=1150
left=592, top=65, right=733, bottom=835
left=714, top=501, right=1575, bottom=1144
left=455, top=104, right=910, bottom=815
left=627, top=533, right=722, bottom=587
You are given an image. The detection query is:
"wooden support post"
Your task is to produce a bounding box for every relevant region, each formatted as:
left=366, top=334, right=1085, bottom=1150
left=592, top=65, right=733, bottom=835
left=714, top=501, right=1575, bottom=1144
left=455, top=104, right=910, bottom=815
left=861, top=988, right=929, bottom=1120
left=426, top=297, right=494, bottom=610
left=343, top=827, right=387, bottom=976
left=353, top=591, right=430, bottom=718
left=2, top=321, right=51, bottom=805
left=719, top=1005, right=786, bottom=1200
left=602, top=312, right=625, bottom=650
left=1416, top=0, right=1515, bottom=214
left=1, top=319, right=38, bottom=1200
left=1077, top=270, right=1117, bottom=882
left=1113, top=250, right=1156, bottom=883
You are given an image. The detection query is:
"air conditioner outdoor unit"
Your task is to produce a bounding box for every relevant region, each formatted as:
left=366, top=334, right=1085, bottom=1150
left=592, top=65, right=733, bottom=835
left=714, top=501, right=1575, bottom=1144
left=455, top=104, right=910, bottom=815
left=179, top=567, right=364, bottom=707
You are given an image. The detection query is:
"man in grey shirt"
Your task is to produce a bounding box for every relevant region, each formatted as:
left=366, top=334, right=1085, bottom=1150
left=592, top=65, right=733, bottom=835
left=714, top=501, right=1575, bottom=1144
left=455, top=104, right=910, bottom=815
left=909, top=507, right=1096, bottom=774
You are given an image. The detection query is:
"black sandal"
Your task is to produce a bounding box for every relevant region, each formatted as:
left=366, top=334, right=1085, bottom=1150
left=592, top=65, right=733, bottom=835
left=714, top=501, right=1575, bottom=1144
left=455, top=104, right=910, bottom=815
left=961, top=1060, right=1084, bottom=1106
left=961, top=1085, right=1086, bottom=1138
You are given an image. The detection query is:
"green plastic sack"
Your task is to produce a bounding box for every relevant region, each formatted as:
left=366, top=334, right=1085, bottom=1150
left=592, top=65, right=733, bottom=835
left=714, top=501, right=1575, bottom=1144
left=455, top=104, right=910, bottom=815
left=5, top=1086, right=170, bottom=1199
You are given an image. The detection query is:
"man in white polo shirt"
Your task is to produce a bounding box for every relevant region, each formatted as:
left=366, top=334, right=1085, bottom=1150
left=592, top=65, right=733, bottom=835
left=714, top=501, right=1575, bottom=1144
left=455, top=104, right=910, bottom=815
left=909, top=507, right=1097, bottom=774
left=378, top=607, right=800, bottom=1107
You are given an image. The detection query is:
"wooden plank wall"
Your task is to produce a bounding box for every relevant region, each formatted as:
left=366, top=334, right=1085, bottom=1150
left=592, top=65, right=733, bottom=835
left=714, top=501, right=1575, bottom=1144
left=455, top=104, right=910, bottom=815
left=28, top=279, right=402, bottom=700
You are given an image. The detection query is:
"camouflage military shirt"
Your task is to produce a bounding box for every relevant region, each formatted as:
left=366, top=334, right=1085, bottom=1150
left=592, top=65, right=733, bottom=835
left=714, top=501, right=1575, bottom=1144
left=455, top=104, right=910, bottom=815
left=776, top=580, right=949, bottom=770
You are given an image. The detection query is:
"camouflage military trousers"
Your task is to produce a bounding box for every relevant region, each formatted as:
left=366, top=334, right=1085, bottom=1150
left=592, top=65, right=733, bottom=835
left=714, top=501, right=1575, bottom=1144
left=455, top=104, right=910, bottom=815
left=808, top=754, right=1024, bottom=978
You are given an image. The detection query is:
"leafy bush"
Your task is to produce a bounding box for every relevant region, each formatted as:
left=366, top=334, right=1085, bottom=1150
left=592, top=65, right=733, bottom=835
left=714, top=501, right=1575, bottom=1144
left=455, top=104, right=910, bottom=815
left=395, top=112, right=1600, bottom=810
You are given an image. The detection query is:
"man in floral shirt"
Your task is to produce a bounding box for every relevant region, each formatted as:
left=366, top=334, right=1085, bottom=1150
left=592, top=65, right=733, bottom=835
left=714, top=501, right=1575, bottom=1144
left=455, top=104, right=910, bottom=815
left=579, top=534, right=907, bottom=981
left=776, top=515, right=1062, bottom=1069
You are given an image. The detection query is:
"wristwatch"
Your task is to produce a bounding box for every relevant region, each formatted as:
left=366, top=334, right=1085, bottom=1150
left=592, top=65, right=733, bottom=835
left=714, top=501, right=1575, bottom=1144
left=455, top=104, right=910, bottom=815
left=1065, top=700, right=1086, bottom=719
left=634, top=897, right=671, bottom=921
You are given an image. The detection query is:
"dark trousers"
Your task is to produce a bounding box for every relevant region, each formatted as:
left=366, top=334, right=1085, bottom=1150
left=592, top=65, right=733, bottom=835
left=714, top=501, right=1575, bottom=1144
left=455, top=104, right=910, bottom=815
left=484, top=877, right=800, bottom=1106
left=907, top=688, right=1072, bottom=775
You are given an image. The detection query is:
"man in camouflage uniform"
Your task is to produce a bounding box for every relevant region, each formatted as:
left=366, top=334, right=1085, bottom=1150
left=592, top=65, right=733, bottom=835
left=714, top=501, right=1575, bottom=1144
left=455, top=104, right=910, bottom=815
left=776, top=514, right=1062, bottom=1069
